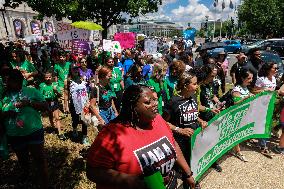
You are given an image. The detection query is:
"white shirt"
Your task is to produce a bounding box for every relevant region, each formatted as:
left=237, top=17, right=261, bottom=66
left=70, top=81, right=89, bottom=114
left=255, top=76, right=276, bottom=90
left=232, top=85, right=250, bottom=99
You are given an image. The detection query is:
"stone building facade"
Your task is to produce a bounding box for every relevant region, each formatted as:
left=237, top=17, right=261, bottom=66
left=0, top=3, right=54, bottom=41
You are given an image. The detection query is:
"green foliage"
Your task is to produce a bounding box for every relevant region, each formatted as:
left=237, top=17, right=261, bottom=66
left=168, top=30, right=183, bottom=38
left=4, top=0, right=162, bottom=38
left=238, top=0, right=283, bottom=37
left=196, top=29, right=205, bottom=38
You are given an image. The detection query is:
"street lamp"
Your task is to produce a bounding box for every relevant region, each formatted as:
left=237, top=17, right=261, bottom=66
left=0, top=0, right=9, bottom=40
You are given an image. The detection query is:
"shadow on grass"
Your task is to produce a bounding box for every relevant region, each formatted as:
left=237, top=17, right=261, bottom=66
left=0, top=145, right=87, bottom=189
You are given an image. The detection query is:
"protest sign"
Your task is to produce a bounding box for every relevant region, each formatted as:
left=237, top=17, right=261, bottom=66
left=183, top=29, right=196, bottom=47
left=114, top=32, right=136, bottom=49
left=55, top=21, right=90, bottom=50
left=144, top=39, right=158, bottom=55
left=103, top=39, right=113, bottom=51
left=190, top=92, right=276, bottom=181
left=112, top=41, right=122, bottom=53
left=72, top=40, right=91, bottom=55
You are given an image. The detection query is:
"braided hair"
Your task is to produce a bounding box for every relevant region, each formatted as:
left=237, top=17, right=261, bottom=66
left=112, top=84, right=153, bottom=126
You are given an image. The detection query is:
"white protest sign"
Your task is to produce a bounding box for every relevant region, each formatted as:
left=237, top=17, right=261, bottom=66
left=54, top=21, right=90, bottom=50
left=144, top=39, right=158, bottom=55
left=190, top=92, right=276, bottom=181
left=103, top=39, right=113, bottom=51
left=112, top=41, right=122, bottom=53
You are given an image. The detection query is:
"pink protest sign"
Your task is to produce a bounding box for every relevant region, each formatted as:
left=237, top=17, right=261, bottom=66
left=114, top=32, right=136, bottom=49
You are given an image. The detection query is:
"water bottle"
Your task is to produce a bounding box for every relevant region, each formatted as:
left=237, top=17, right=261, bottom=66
left=143, top=166, right=166, bottom=189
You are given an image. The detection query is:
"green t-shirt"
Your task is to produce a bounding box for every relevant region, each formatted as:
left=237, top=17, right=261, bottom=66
left=1, top=87, right=45, bottom=136
left=110, top=67, right=123, bottom=92
left=54, top=61, right=71, bottom=87
left=165, top=76, right=178, bottom=98
left=10, top=60, right=37, bottom=86
left=147, top=78, right=170, bottom=114
left=39, top=82, right=61, bottom=100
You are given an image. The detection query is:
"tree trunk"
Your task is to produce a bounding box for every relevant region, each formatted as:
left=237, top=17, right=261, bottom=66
left=102, top=21, right=108, bottom=39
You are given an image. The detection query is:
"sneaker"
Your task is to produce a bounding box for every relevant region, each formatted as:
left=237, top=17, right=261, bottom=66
left=82, top=136, right=90, bottom=146
left=58, top=134, right=66, bottom=140
left=72, top=130, right=78, bottom=138
left=211, top=162, right=222, bottom=172
left=274, top=146, right=284, bottom=154
left=260, top=147, right=274, bottom=157
left=234, top=152, right=248, bottom=162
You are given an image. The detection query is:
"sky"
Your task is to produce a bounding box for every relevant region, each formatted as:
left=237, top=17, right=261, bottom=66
left=141, top=0, right=242, bottom=29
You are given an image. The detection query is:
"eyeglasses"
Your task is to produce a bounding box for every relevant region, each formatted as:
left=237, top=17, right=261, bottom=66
left=273, top=67, right=279, bottom=70
left=107, top=61, right=114, bottom=63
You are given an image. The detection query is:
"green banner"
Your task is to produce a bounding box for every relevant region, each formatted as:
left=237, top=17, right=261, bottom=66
left=190, top=91, right=276, bottom=181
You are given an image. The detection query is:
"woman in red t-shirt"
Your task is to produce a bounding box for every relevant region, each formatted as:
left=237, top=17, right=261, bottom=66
left=86, top=84, right=195, bottom=189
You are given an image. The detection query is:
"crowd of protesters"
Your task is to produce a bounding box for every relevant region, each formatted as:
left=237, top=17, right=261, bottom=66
left=0, top=39, right=284, bottom=189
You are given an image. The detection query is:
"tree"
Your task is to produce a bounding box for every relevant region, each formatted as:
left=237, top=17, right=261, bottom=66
left=238, top=0, right=282, bottom=38
left=168, top=30, right=183, bottom=38
left=4, top=0, right=162, bottom=39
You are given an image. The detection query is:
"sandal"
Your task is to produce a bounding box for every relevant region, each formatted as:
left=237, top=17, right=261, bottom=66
left=260, top=147, right=274, bottom=157
left=234, top=152, right=248, bottom=162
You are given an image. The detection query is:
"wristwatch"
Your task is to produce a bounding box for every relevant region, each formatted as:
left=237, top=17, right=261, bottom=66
left=183, top=171, right=193, bottom=179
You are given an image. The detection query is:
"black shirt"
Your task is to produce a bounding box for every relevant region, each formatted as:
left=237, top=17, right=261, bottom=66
left=164, top=95, right=199, bottom=130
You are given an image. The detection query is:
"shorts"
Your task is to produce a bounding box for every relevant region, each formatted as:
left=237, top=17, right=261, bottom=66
left=7, top=128, right=44, bottom=151
left=47, top=99, right=60, bottom=112
left=99, top=107, right=116, bottom=124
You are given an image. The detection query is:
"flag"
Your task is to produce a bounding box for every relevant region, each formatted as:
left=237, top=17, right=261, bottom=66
left=14, top=20, right=22, bottom=37
left=45, top=22, right=53, bottom=33
left=222, top=0, right=225, bottom=10
left=229, top=0, right=234, bottom=9
left=31, top=21, right=41, bottom=35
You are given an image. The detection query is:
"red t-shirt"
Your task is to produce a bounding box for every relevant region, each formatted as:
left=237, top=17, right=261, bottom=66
left=87, top=115, right=177, bottom=189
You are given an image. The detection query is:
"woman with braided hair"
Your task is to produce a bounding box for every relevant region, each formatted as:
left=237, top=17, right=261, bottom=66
left=87, top=84, right=195, bottom=189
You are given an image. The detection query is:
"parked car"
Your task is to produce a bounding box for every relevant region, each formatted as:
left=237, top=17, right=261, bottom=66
left=242, top=38, right=284, bottom=59
left=223, top=40, right=242, bottom=53
left=207, top=47, right=228, bottom=58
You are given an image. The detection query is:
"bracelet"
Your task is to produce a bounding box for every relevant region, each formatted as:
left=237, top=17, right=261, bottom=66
left=174, top=127, right=180, bottom=131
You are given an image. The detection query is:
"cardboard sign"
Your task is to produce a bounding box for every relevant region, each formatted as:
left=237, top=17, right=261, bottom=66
left=72, top=40, right=91, bottom=55
left=144, top=39, right=158, bottom=55
left=55, top=21, right=90, bottom=50
left=114, top=32, right=135, bottom=49
left=112, top=41, right=122, bottom=53
left=183, top=29, right=196, bottom=47
left=103, top=39, right=113, bottom=51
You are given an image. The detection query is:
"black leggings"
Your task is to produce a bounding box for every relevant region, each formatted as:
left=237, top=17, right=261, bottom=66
left=114, top=90, right=123, bottom=112
left=70, top=105, right=87, bottom=135
left=175, top=137, right=191, bottom=189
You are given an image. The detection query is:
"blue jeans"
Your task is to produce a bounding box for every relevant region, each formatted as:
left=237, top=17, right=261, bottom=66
left=258, top=139, right=267, bottom=148
left=99, top=107, right=116, bottom=124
